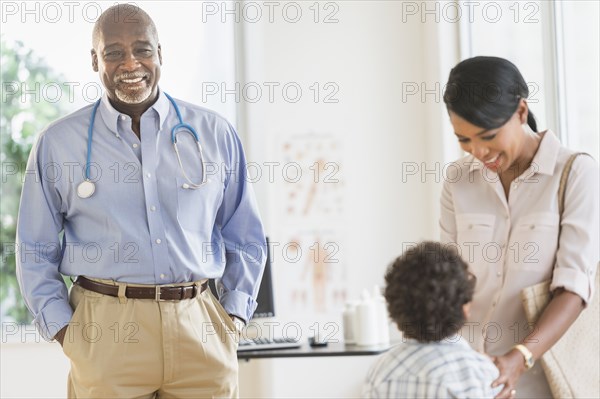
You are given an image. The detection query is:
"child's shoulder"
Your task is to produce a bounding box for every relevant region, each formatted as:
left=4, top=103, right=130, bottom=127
left=432, top=338, right=499, bottom=376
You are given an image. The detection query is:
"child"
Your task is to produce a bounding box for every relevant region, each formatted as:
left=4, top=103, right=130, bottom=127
left=363, top=241, right=500, bottom=398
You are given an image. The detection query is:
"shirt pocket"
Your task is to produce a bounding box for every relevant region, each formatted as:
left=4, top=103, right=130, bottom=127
left=455, top=213, right=496, bottom=266
left=175, top=177, right=224, bottom=232
left=509, top=212, right=559, bottom=271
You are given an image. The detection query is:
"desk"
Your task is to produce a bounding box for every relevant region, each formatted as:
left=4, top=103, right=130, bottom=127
left=238, top=342, right=390, bottom=360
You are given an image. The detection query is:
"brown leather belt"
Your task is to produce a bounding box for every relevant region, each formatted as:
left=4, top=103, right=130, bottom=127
left=74, top=276, right=208, bottom=301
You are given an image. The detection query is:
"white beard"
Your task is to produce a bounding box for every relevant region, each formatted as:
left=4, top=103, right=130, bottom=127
left=115, top=85, right=152, bottom=104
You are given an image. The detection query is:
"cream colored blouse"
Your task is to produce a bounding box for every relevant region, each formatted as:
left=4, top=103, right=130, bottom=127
left=440, top=130, right=599, bottom=397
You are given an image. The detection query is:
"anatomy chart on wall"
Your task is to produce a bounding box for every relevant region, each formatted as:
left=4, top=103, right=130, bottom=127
left=273, top=133, right=347, bottom=314
left=274, top=229, right=347, bottom=314
left=280, top=133, right=344, bottom=220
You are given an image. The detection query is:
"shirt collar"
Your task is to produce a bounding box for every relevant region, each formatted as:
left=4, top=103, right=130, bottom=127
left=402, top=334, right=471, bottom=348
left=152, top=88, right=170, bottom=131
left=98, top=94, right=121, bottom=137
left=97, top=88, right=170, bottom=138
left=468, top=130, right=561, bottom=177
left=468, top=155, right=484, bottom=174
left=528, top=130, right=561, bottom=176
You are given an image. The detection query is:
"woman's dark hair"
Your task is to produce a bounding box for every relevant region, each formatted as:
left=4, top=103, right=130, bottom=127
left=384, top=241, right=475, bottom=343
left=443, top=56, right=537, bottom=132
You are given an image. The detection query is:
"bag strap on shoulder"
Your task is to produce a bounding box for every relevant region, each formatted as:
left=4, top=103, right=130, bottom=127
left=558, top=152, right=590, bottom=219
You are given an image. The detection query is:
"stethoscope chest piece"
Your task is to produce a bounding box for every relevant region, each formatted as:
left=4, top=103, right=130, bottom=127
left=77, top=180, right=96, bottom=199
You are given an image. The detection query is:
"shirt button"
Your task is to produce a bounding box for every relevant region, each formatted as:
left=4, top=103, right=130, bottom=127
left=160, top=273, right=166, bottom=279
left=468, top=224, right=473, bottom=229
left=146, top=172, right=151, bottom=178
left=182, top=183, right=190, bottom=189
left=133, top=143, right=139, bottom=148
left=120, top=115, right=127, bottom=121
left=530, top=225, right=535, bottom=229
left=155, top=238, right=162, bottom=244
left=150, top=205, right=156, bottom=211
left=496, top=271, right=502, bottom=277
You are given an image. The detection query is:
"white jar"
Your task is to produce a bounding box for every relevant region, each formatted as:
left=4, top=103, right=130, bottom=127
left=355, top=289, right=378, bottom=346
left=372, top=285, right=390, bottom=346
left=342, top=301, right=358, bottom=344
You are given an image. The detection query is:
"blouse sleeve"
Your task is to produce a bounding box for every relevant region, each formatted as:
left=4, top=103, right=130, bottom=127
left=551, top=155, right=600, bottom=304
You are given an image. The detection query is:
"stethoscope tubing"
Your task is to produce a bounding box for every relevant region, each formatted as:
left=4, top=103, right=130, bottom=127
left=84, top=100, right=101, bottom=182
left=80, top=92, right=207, bottom=198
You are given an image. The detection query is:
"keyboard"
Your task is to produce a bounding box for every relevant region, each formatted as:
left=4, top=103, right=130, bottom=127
left=237, top=337, right=302, bottom=352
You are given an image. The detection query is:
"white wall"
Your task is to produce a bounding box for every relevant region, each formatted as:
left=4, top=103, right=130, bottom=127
left=243, top=1, right=439, bottom=288
left=238, top=2, right=453, bottom=397
left=1, top=340, right=69, bottom=398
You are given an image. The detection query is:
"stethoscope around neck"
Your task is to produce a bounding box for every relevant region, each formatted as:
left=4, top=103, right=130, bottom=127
left=77, top=92, right=208, bottom=199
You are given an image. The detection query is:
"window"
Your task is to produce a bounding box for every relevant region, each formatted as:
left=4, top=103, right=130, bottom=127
left=558, top=1, right=599, bottom=159
left=463, top=1, right=548, bottom=131
left=461, top=0, right=599, bottom=159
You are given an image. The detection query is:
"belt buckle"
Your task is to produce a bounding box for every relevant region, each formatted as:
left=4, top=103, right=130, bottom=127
left=184, top=284, right=197, bottom=299
left=155, top=285, right=176, bottom=301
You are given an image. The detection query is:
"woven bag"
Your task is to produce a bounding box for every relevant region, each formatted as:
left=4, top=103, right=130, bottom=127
left=521, top=152, right=600, bottom=398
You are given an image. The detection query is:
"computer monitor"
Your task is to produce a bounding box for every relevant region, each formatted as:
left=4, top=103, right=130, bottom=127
left=209, top=237, right=275, bottom=319
left=252, top=237, right=275, bottom=318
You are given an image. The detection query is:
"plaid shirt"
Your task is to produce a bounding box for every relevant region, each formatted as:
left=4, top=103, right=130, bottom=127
left=363, top=337, right=500, bottom=398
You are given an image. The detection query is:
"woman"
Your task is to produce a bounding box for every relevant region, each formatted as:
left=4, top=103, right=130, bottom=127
left=439, top=56, right=599, bottom=398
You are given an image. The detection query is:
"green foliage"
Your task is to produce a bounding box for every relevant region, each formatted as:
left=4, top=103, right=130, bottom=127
left=1, top=37, right=71, bottom=323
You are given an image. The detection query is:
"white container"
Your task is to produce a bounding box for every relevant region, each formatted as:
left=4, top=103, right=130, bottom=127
left=342, top=301, right=358, bottom=344
left=355, top=289, right=378, bottom=346
left=372, top=285, right=390, bottom=346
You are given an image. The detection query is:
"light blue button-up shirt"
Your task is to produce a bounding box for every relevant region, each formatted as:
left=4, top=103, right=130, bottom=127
left=16, top=90, right=266, bottom=340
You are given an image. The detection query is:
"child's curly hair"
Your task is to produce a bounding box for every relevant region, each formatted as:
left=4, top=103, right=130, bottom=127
left=385, top=241, right=476, bottom=342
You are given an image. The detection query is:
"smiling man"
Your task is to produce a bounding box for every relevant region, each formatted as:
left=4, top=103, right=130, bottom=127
left=91, top=8, right=162, bottom=124
left=16, top=4, right=266, bottom=398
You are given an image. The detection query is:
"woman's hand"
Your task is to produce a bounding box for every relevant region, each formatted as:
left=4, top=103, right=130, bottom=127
left=491, top=349, right=527, bottom=398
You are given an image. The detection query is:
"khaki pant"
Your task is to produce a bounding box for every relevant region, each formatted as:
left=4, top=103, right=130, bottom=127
left=63, top=279, right=239, bottom=398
